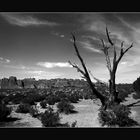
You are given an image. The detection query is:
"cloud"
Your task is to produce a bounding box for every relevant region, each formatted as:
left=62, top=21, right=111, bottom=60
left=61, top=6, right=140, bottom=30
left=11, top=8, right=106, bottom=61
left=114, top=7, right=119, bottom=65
left=79, top=13, right=106, bottom=34
left=27, top=70, right=45, bottom=75
left=120, top=61, right=127, bottom=65
left=80, top=14, right=133, bottom=46
left=51, top=31, right=65, bottom=38
left=60, top=34, right=65, bottom=38
left=82, top=35, right=99, bottom=41
left=0, top=57, right=10, bottom=63
left=37, top=62, right=72, bottom=68
left=78, top=40, right=102, bottom=53
left=116, top=16, right=140, bottom=35
left=25, top=70, right=63, bottom=80
left=3, top=64, right=30, bottom=70
left=1, top=13, right=60, bottom=27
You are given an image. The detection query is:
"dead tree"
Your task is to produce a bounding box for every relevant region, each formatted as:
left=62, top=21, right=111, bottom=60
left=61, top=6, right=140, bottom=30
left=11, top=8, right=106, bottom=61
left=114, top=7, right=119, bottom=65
left=69, top=27, right=133, bottom=109
left=103, top=27, right=133, bottom=104
left=68, top=35, right=106, bottom=107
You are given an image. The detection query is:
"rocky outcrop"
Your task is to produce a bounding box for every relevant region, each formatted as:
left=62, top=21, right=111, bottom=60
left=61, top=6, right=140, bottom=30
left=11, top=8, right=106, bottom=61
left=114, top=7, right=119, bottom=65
left=17, top=80, right=24, bottom=89
left=0, top=76, right=89, bottom=89
left=8, top=76, right=19, bottom=89
left=22, top=78, right=36, bottom=89
left=1, top=78, right=9, bottom=89
left=1, top=76, right=19, bottom=89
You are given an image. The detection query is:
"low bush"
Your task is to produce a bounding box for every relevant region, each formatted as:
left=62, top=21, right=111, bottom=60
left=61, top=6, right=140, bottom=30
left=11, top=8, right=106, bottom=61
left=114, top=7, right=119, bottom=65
left=98, top=104, right=138, bottom=127
left=41, top=106, right=60, bottom=127
left=45, top=95, right=60, bottom=105
left=16, top=103, right=40, bottom=118
left=16, top=103, right=31, bottom=113
left=67, top=94, right=79, bottom=103
left=3, top=94, right=25, bottom=104
left=0, top=94, right=7, bottom=101
left=71, top=121, right=77, bottom=127
left=26, top=93, right=46, bottom=103
left=57, top=93, right=67, bottom=100
left=29, top=106, right=40, bottom=118
left=0, top=102, right=11, bottom=121
left=58, top=121, right=77, bottom=128
left=40, top=100, right=48, bottom=109
left=57, top=99, right=75, bottom=114
left=21, top=97, right=35, bottom=105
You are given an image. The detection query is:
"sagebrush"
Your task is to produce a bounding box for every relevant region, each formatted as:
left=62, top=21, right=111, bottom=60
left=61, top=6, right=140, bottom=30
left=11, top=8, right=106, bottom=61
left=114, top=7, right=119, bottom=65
left=57, top=99, right=76, bottom=114
left=98, top=104, right=139, bottom=127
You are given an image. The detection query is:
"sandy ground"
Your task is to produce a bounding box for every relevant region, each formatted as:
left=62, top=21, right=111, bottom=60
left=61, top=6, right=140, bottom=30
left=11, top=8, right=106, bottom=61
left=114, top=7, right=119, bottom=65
left=122, top=93, right=140, bottom=123
left=0, top=99, right=101, bottom=128
left=58, top=99, right=101, bottom=127
left=1, top=94, right=140, bottom=128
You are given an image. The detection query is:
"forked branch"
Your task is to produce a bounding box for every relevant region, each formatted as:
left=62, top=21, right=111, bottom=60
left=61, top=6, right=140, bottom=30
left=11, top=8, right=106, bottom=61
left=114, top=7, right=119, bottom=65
left=70, top=33, right=106, bottom=106
left=116, top=43, right=133, bottom=65
left=68, top=60, right=86, bottom=77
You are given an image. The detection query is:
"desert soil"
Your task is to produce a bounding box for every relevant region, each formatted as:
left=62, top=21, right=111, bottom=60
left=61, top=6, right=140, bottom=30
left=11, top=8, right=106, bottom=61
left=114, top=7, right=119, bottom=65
left=1, top=94, right=140, bottom=128
left=0, top=99, right=101, bottom=128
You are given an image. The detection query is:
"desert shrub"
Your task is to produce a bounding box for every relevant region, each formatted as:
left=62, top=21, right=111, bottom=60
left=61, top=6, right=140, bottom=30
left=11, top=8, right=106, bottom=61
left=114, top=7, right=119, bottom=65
left=45, top=95, right=60, bottom=105
left=0, top=102, right=11, bottom=121
left=0, top=93, right=7, bottom=101
left=57, top=99, right=75, bottom=114
left=16, top=103, right=40, bottom=117
left=71, top=120, right=77, bottom=127
left=67, top=94, right=79, bottom=103
left=98, top=104, right=138, bottom=127
left=21, top=97, right=36, bottom=105
left=28, top=93, right=46, bottom=102
left=57, top=93, right=67, bottom=100
left=133, top=77, right=140, bottom=97
left=117, top=84, right=134, bottom=101
left=16, top=103, right=31, bottom=113
left=3, top=94, right=25, bottom=104
left=59, top=121, right=77, bottom=128
left=133, top=93, right=140, bottom=99
left=40, top=100, right=48, bottom=108
left=29, top=106, right=40, bottom=118
left=118, top=90, right=129, bottom=101
left=21, top=92, right=46, bottom=105
left=41, top=106, right=60, bottom=127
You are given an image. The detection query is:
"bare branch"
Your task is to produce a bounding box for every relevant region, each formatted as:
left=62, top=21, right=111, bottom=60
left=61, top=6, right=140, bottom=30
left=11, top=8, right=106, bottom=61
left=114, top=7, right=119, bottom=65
left=71, top=33, right=91, bottom=79
left=70, top=33, right=106, bottom=106
left=68, top=60, right=85, bottom=76
left=120, top=41, right=124, bottom=56
left=89, top=70, right=107, bottom=85
left=127, top=100, right=140, bottom=107
left=123, top=43, right=133, bottom=54
left=121, top=41, right=124, bottom=49
left=93, top=100, right=101, bottom=106
left=117, top=43, right=133, bottom=64
left=106, top=27, right=114, bottom=46
left=100, top=39, right=112, bottom=72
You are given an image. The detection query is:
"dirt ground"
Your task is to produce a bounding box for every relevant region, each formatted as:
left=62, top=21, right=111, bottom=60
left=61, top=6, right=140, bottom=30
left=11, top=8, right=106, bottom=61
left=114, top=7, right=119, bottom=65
left=0, top=99, right=101, bottom=128
left=1, top=95, right=140, bottom=128
left=59, top=99, right=101, bottom=127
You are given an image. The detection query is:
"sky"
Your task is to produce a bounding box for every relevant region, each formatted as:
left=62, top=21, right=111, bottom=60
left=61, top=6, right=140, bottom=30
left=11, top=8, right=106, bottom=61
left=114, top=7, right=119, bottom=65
left=0, top=12, right=140, bottom=83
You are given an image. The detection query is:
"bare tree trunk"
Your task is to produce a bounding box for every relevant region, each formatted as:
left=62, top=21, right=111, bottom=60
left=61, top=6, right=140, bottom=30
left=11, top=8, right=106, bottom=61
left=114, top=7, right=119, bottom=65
left=69, top=28, right=133, bottom=110
left=104, top=27, right=133, bottom=106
